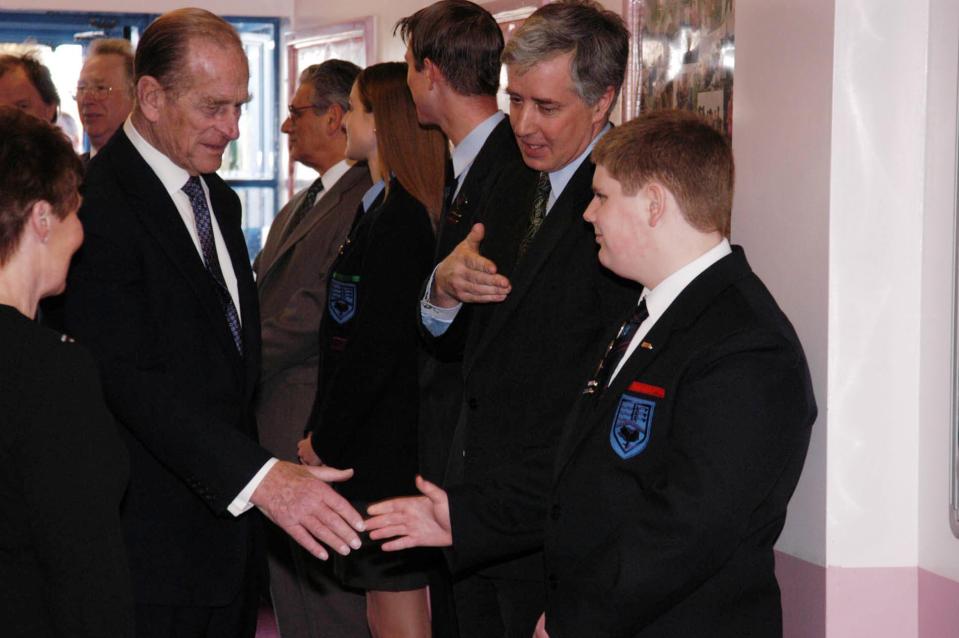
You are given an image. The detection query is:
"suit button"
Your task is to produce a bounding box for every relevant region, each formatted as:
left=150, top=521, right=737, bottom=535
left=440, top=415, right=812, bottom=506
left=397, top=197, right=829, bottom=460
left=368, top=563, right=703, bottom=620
left=550, top=505, right=561, bottom=520
left=548, top=574, right=559, bottom=590
left=467, top=397, right=478, bottom=410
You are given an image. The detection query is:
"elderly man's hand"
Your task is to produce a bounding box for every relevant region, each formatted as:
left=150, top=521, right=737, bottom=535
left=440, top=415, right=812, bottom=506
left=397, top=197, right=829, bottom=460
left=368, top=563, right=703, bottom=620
left=251, top=460, right=364, bottom=561
left=431, top=223, right=511, bottom=307
left=364, top=475, right=452, bottom=550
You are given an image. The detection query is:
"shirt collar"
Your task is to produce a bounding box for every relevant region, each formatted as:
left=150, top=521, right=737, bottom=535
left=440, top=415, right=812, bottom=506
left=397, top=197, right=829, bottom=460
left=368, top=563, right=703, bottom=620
left=361, top=179, right=386, bottom=213
left=642, top=238, right=733, bottom=320
left=319, top=159, right=351, bottom=192
left=547, top=122, right=611, bottom=201
left=451, top=111, right=505, bottom=180
left=123, top=117, right=194, bottom=199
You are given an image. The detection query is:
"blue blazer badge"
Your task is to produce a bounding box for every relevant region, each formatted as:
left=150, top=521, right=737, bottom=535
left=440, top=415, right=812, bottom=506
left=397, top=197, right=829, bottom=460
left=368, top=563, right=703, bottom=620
left=610, top=394, right=655, bottom=459
left=329, top=273, right=359, bottom=324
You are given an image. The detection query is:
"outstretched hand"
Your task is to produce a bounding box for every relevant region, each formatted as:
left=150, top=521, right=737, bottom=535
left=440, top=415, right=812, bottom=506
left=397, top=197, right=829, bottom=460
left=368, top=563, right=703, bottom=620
left=251, top=460, right=364, bottom=561
left=364, top=475, right=452, bottom=551
left=431, top=223, right=511, bottom=307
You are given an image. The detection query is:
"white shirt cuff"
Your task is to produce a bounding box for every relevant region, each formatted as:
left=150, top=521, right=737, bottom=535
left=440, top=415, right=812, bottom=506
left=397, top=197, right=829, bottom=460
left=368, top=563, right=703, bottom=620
left=228, top=457, right=279, bottom=517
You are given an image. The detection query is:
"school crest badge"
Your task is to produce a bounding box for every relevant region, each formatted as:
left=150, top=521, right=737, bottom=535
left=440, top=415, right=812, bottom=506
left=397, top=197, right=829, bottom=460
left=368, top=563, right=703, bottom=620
left=610, top=394, right=654, bottom=459
left=329, top=274, right=359, bottom=324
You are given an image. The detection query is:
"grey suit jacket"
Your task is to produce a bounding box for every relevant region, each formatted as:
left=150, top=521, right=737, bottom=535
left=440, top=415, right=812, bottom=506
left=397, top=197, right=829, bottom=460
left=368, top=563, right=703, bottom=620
left=253, top=162, right=371, bottom=460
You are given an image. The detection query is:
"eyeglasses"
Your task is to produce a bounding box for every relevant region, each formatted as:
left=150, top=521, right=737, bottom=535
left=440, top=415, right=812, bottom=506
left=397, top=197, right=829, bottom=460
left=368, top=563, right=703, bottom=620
left=287, top=103, right=326, bottom=120
left=73, top=85, right=114, bottom=101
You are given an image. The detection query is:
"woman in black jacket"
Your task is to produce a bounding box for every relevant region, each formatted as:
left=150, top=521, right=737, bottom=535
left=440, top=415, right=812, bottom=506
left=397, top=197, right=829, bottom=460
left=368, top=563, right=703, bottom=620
left=298, top=62, right=447, bottom=638
left=0, top=107, right=133, bottom=637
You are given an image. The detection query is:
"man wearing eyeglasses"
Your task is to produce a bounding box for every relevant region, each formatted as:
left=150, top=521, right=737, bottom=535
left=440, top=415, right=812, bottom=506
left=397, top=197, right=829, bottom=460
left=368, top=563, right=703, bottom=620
left=253, top=59, right=371, bottom=638
left=75, top=39, right=135, bottom=163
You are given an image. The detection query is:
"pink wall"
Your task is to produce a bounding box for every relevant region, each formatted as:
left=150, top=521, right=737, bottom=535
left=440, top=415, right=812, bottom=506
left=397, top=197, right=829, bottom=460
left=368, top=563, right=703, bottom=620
left=919, top=570, right=959, bottom=638
left=776, top=552, right=825, bottom=638
left=778, top=551, right=959, bottom=638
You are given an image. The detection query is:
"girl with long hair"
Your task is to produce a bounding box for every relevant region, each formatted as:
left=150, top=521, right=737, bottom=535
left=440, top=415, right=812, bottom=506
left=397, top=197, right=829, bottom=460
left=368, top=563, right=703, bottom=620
left=298, top=62, right=447, bottom=638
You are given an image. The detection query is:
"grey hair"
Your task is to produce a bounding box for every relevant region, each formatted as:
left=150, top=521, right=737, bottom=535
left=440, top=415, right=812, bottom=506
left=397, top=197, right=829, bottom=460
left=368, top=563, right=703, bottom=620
left=299, top=59, right=362, bottom=113
left=502, top=0, right=629, bottom=106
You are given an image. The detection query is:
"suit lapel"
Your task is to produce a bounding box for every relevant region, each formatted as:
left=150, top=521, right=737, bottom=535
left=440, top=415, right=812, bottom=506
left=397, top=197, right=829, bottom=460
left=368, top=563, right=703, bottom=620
left=255, top=194, right=300, bottom=278
left=554, top=248, right=752, bottom=477
left=465, top=159, right=595, bottom=374
left=273, top=166, right=365, bottom=278
left=457, top=119, right=512, bottom=223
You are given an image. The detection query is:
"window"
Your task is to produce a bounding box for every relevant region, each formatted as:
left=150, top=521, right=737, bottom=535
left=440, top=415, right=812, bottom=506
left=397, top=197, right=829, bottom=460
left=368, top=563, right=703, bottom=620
left=284, top=18, right=372, bottom=199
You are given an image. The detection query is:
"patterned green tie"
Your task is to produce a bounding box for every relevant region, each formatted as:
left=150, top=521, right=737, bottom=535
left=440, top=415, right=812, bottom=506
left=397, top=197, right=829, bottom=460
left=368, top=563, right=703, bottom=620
left=517, top=171, right=551, bottom=258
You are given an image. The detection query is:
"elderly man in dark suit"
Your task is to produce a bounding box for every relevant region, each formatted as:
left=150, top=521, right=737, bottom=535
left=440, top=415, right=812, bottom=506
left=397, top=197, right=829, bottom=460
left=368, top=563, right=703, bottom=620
left=61, top=10, right=365, bottom=638
left=366, top=3, right=637, bottom=637
left=537, top=110, right=816, bottom=637
left=253, top=59, right=371, bottom=638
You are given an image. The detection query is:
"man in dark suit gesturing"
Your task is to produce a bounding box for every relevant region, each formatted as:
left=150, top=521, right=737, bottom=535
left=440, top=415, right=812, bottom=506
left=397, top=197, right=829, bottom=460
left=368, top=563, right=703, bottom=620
left=367, top=3, right=637, bottom=636
left=537, top=111, right=816, bottom=637
left=254, top=60, right=370, bottom=638
left=62, top=10, right=365, bottom=638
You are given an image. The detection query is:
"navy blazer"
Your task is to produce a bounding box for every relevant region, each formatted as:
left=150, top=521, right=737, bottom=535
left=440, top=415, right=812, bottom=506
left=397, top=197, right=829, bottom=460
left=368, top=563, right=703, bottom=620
left=308, top=180, right=435, bottom=502
left=62, top=130, right=270, bottom=606
left=544, top=247, right=816, bottom=637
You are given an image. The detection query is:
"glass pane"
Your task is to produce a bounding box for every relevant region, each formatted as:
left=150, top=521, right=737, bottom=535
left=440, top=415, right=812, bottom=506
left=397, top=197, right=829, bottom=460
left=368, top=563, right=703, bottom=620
left=288, top=29, right=367, bottom=193
left=221, top=27, right=277, bottom=182
left=236, top=186, right=277, bottom=261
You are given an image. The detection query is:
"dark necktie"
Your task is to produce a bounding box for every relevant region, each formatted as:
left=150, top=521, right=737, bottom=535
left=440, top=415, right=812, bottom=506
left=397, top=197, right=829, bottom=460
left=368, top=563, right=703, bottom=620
left=182, top=176, right=243, bottom=353
left=442, top=159, right=456, bottom=214
left=588, top=299, right=649, bottom=395
left=517, top=171, right=551, bottom=258
left=282, top=178, right=324, bottom=243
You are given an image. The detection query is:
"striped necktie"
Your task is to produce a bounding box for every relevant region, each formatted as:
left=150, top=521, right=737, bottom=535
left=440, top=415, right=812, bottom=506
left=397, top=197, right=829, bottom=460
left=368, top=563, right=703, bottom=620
left=589, top=299, right=649, bottom=395
left=182, top=176, right=243, bottom=353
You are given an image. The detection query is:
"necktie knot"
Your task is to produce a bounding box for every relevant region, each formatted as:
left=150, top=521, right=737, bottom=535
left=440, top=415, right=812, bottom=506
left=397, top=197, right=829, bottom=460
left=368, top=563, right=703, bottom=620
left=304, top=178, right=325, bottom=209
left=182, top=175, right=204, bottom=200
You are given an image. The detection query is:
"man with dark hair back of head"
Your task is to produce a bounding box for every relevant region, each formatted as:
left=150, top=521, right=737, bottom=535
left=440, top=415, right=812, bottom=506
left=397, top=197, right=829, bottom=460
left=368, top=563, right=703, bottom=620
left=366, top=2, right=638, bottom=637
left=253, top=58, right=371, bottom=638
left=397, top=3, right=535, bottom=632
left=0, top=52, right=59, bottom=123
left=60, top=10, right=366, bottom=638
left=76, top=38, right=135, bottom=161
left=536, top=109, right=815, bottom=637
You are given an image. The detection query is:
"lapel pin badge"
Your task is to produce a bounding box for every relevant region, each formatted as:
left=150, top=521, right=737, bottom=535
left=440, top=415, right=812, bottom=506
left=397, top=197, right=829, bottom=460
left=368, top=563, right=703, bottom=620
left=640, top=341, right=654, bottom=350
